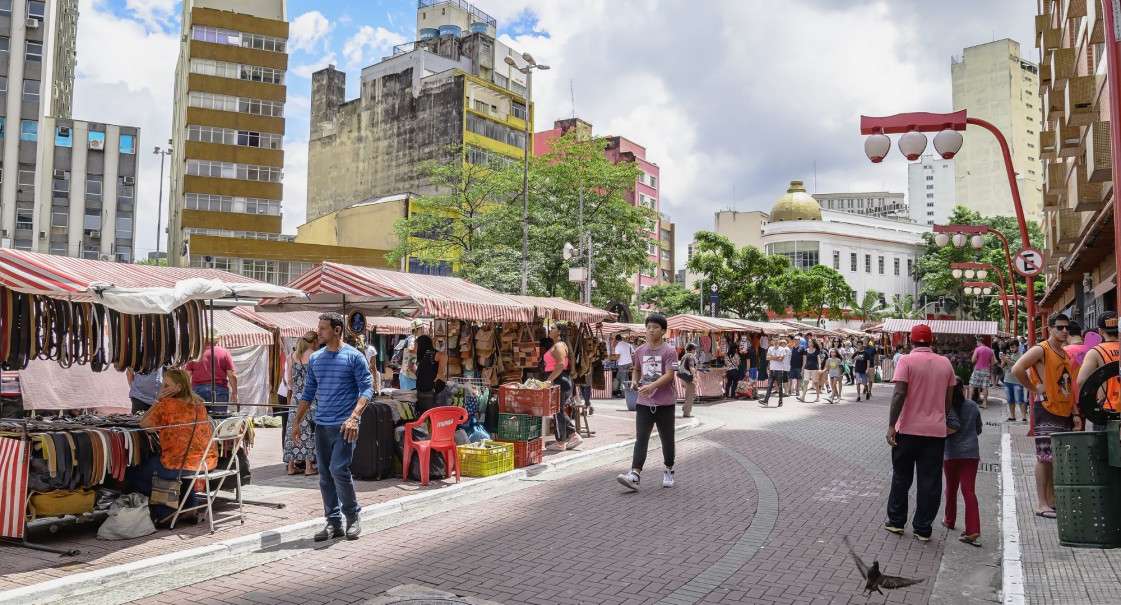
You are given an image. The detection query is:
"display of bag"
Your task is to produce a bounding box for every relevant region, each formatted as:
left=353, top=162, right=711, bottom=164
left=447, top=320, right=461, bottom=350
left=26, top=488, right=96, bottom=520
left=735, top=380, right=754, bottom=397
left=499, top=323, right=518, bottom=351
left=514, top=325, right=541, bottom=369
left=97, top=493, right=157, bottom=540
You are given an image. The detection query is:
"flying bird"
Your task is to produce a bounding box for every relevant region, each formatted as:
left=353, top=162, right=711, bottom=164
left=842, top=535, right=924, bottom=597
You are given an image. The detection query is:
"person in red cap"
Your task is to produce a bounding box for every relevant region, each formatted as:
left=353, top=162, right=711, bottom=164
left=885, top=323, right=958, bottom=542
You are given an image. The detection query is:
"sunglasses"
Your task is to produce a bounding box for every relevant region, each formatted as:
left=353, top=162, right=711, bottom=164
left=1052, top=325, right=1070, bottom=331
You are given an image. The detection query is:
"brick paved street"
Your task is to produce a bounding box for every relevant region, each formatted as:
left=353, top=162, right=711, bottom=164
left=57, top=382, right=992, bottom=605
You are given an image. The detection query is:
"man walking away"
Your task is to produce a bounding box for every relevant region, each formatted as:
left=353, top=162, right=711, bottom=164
left=613, top=334, right=634, bottom=398
left=680, top=343, right=698, bottom=418
left=788, top=338, right=805, bottom=396
left=863, top=339, right=878, bottom=400
left=760, top=338, right=791, bottom=408
left=969, top=336, right=993, bottom=409
left=293, top=312, right=374, bottom=541
left=1012, top=313, right=1081, bottom=520
left=886, top=324, right=958, bottom=542
left=853, top=348, right=870, bottom=401
left=617, top=314, right=680, bottom=490
left=1077, top=311, right=1120, bottom=423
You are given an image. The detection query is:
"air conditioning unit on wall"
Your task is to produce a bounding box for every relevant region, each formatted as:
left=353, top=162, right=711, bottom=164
left=88, top=138, right=105, bottom=150
left=122, top=176, right=135, bottom=185
left=26, top=18, right=40, bottom=29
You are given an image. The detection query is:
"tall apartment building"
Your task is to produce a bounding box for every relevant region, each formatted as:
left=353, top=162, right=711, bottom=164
left=1035, top=0, right=1116, bottom=328
left=168, top=0, right=385, bottom=282
left=907, top=154, right=957, bottom=225
left=812, top=191, right=908, bottom=220
left=533, top=118, right=669, bottom=293
left=1, top=0, right=140, bottom=261
left=951, top=39, right=1044, bottom=222
left=713, top=210, right=768, bottom=250
left=306, top=0, right=530, bottom=224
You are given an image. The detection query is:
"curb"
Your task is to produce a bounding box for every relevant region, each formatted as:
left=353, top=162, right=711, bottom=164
left=999, top=431, right=1025, bottom=605
left=0, top=417, right=703, bottom=605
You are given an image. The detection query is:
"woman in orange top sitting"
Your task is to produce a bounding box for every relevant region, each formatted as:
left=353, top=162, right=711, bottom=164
left=126, top=369, right=218, bottom=525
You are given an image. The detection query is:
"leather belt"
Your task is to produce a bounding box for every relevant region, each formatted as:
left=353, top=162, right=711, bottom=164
left=91, top=303, right=107, bottom=372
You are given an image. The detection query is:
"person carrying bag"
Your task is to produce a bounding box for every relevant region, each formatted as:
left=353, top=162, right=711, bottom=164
left=678, top=344, right=698, bottom=418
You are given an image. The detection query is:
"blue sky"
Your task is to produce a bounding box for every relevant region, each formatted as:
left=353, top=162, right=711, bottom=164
left=76, top=0, right=1037, bottom=262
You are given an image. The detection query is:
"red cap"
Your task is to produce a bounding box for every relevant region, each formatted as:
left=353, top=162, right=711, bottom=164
left=910, top=324, right=933, bottom=344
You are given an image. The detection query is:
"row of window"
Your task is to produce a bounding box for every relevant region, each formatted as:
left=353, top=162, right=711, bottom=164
left=833, top=251, right=913, bottom=277
left=187, top=124, right=282, bottom=150
left=185, top=193, right=281, bottom=216
left=0, top=37, right=43, bottom=61
left=0, top=76, right=40, bottom=102
left=0, top=118, right=135, bottom=153
left=465, top=145, right=517, bottom=168
left=189, top=58, right=285, bottom=85
left=186, top=159, right=283, bottom=182
left=191, top=25, right=287, bottom=53
left=0, top=1, right=44, bottom=18
left=189, top=256, right=313, bottom=286
left=7, top=165, right=133, bottom=200
left=46, top=211, right=131, bottom=238
left=465, top=113, right=526, bottom=150
left=639, top=172, right=658, bottom=189
left=184, top=227, right=294, bottom=242
left=188, top=91, right=284, bottom=117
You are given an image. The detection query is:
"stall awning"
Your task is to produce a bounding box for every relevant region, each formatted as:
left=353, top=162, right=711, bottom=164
left=507, top=296, right=613, bottom=324
left=281, top=262, right=533, bottom=322
left=881, top=318, right=998, bottom=336
left=668, top=314, right=753, bottom=332
left=233, top=308, right=423, bottom=338
left=212, top=310, right=273, bottom=348
left=600, top=322, right=646, bottom=337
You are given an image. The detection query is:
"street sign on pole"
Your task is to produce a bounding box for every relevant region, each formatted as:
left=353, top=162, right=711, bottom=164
left=1013, top=248, right=1044, bottom=277
left=709, top=292, right=718, bottom=317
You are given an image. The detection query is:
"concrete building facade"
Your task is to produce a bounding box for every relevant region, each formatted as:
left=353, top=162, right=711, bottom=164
left=951, top=39, right=1044, bottom=222
left=812, top=191, right=908, bottom=220
left=907, top=154, right=957, bottom=225
left=1, top=0, right=141, bottom=261
left=713, top=210, right=768, bottom=251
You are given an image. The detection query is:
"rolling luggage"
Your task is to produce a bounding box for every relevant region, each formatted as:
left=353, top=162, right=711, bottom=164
left=350, top=402, right=395, bottom=480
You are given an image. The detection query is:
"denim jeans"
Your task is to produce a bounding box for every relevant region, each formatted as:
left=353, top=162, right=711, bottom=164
left=126, top=455, right=197, bottom=520
left=314, top=424, right=361, bottom=525
left=193, top=384, right=229, bottom=414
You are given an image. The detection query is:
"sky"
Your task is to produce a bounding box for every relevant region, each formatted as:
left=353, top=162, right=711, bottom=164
left=77, top=0, right=1037, bottom=264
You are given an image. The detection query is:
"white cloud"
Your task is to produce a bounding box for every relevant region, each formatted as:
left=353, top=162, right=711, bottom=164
left=341, top=25, right=407, bottom=68
left=291, top=52, right=338, bottom=79
left=289, top=11, right=332, bottom=54
left=123, top=0, right=178, bottom=33
left=282, top=140, right=310, bottom=233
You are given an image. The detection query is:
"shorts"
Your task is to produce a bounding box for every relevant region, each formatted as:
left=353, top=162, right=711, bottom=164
left=1032, top=401, right=1074, bottom=463
left=969, top=370, right=990, bottom=389
left=789, top=368, right=803, bottom=380
left=855, top=372, right=868, bottom=385
left=804, top=369, right=820, bottom=381
left=829, top=370, right=841, bottom=380
left=1004, top=382, right=1025, bottom=405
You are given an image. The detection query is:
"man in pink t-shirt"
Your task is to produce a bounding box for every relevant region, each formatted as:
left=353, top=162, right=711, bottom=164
left=969, top=336, right=993, bottom=409
left=885, top=324, right=958, bottom=542
left=184, top=327, right=238, bottom=414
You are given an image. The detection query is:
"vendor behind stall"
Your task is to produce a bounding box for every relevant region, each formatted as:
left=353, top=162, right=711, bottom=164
left=185, top=327, right=238, bottom=414
left=127, top=369, right=217, bottom=526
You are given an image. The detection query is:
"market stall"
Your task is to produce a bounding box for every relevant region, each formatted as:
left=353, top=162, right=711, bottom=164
left=665, top=315, right=766, bottom=399
left=881, top=318, right=999, bottom=381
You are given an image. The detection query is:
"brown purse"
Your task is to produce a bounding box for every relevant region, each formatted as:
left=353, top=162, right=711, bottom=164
left=514, top=325, right=540, bottom=369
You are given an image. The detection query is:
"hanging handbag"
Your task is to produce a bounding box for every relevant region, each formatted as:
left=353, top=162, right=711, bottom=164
left=514, top=324, right=540, bottom=369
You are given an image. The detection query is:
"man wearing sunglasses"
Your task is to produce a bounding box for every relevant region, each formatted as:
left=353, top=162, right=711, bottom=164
left=1012, top=313, right=1082, bottom=520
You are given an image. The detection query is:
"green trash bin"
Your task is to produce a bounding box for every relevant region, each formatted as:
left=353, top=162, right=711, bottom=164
left=1051, top=431, right=1121, bottom=548
left=1108, top=421, right=1121, bottom=468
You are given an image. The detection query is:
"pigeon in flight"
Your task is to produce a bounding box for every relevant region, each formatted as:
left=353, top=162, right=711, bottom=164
left=843, top=536, right=924, bottom=597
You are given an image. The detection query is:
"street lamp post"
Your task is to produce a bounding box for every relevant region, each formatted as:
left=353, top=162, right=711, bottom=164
left=153, top=146, right=173, bottom=261
left=951, top=261, right=1015, bottom=332
left=505, top=53, right=550, bottom=296
left=861, top=111, right=1038, bottom=346
left=963, top=280, right=1005, bottom=326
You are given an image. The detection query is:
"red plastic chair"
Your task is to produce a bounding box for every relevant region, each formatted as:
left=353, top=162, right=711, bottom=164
left=403, top=406, right=468, bottom=485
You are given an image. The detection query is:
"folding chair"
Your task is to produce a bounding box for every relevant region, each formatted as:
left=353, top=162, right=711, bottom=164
left=169, top=416, right=249, bottom=533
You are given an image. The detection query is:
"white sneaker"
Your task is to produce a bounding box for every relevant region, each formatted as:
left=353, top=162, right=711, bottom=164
left=663, top=469, right=675, bottom=488
left=565, top=434, right=583, bottom=450
left=545, top=441, right=566, bottom=452
left=617, top=470, right=640, bottom=490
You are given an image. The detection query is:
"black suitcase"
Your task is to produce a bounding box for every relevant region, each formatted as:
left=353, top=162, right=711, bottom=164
left=350, top=402, right=396, bottom=480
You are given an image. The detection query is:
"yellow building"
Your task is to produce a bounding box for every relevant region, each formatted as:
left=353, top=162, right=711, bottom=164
left=167, top=0, right=388, bottom=283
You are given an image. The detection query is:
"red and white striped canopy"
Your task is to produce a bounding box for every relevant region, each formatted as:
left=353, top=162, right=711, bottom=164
left=881, top=318, right=998, bottom=336
left=506, top=295, right=613, bottom=324
left=600, top=322, right=647, bottom=337
left=284, top=262, right=533, bottom=322
left=0, top=249, right=249, bottom=294
left=212, top=310, right=273, bottom=348
left=667, top=314, right=753, bottom=333
left=233, top=308, right=423, bottom=338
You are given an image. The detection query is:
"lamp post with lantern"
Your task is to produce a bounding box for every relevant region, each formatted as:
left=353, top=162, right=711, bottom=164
left=951, top=261, right=1015, bottom=333
left=504, top=53, right=550, bottom=296
left=861, top=110, right=1038, bottom=346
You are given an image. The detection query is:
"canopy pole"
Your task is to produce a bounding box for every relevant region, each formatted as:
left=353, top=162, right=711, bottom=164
left=209, top=299, right=216, bottom=410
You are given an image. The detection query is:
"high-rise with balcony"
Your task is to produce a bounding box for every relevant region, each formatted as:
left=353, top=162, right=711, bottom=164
left=950, top=39, right=1044, bottom=222
left=813, top=191, right=909, bottom=221
left=1, top=0, right=141, bottom=261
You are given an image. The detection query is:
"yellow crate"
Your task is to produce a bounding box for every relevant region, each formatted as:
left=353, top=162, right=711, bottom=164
left=457, top=441, right=514, bottom=477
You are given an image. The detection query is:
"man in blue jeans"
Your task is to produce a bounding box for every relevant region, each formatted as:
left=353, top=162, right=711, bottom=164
left=293, top=312, right=373, bottom=541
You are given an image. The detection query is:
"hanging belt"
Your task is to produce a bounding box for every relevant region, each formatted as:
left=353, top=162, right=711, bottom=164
left=91, top=303, right=107, bottom=372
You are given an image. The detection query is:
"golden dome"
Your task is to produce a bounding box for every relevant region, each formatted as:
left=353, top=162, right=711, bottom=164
left=770, top=180, right=822, bottom=222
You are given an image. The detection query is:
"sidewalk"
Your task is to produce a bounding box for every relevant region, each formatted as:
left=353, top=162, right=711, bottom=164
left=0, top=399, right=647, bottom=593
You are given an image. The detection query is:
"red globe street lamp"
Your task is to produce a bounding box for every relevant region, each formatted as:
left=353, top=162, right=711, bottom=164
left=952, top=261, right=1016, bottom=332
left=861, top=111, right=1038, bottom=346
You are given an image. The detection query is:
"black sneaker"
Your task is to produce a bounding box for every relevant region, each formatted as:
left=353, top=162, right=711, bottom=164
left=314, top=523, right=343, bottom=542
left=345, top=515, right=361, bottom=540
left=866, top=392, right=871, bottom=400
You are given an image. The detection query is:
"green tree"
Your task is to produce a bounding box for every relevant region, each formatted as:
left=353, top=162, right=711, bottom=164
left=686, top=231, right=793, bottom=320
left=887, top=294, right=926, bottom=319
left=640, top=283, right=698, bottom=316
left=788, top=265, right=853, bottom=322
left=134, top=257, right=167, bottom=266
left=852, top=289, right=886, bottom=322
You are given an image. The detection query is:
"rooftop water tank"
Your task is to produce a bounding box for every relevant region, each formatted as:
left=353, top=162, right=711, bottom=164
left=419, top=28, right=439, bottom=40
left=438, top=24, right=461, bottom=37
left=469, top=22, right=488, bottom=34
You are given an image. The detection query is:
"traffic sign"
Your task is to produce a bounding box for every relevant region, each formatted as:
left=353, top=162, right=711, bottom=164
left=710, top=284, right=718, bottom=293
left=1014, top=248, right=1044, bottom=277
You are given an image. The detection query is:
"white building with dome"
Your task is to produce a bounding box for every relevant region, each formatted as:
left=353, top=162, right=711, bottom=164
left=760, top=181, right=930, bottom=315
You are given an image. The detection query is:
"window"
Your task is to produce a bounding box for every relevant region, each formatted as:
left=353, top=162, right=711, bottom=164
left=925, top=185, right=933, bottom=190
left=186, top=159, right=282, bottom=182
left=115, top=134, right=134, bottom=154
left=0, top=76, right=8, bottom=99
left=22, top=79, right=38, bottom=102
left=0, top=116, right=4, bottom=137
left=926, top=193, right=934, bottom=198
left=0, top=0, right=10, bottom=17
left=512, top=101, right=526, bottom=120
left=465, top=113, right=526, bottom=149
left=52, top=175, right=69, bottom=197
left=20, top=120, right=36, bottom=141
left=865, top=254, right=871, bottom=273
left=907, top=259, right=914, bottom=276
left=55, top=126, right=72, bottom=147
left=25, top=41, right=42, bottom=62
left=117, top=184, right=133, bottom=201
left=185, top=193, right=281, bottom=215
left=767, top=240, right=819, bottom=271
left=878, top=256, right=884, bottom=274
left=850, top=252, right=857, bottom=272
left=833, top=250, right=840, bottom=270
left=115, top=246, right=132, bottom=263
left=926, top=202, right=934, bottom=207
left=86, top=177, right=102, bottom=201
left=84, top=212, right=101, bottom=231
left=51, top=211, right=68, bottom=228
left=894, top=258, right=900, bottom=276
left=18, top=168, right=34, bottom=187
left=49, top=242, right=67, bottom=256
left=15, top=208, right=32, bottom=229
left=26, top=0, right=44, bottom=21
left=0, top=37, right=9, bottom=59
left=115, top=216, right=132, bottom=240
left=925, top=175, right=933, bottom=181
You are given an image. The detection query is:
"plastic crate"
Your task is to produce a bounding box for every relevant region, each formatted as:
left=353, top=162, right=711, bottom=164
left=457, top=441, right=514, bottom=477
left=499, top=438, right=543, bottom=468
left=498, top=413, right=542, bottom=441
left=499, top=384, right=560, bottom=416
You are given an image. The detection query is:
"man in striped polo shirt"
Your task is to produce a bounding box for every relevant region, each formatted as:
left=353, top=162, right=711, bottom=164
left=293, top=312, right=374, bottom=541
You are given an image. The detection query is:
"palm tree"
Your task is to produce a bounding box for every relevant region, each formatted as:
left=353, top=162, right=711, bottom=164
left=853, top=289, right=886, bottom=322
left=887, top=294, right=925, bottom=319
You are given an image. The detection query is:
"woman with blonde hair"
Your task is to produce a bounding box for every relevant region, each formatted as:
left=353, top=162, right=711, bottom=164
left=284, top=331, right=319, bottom=475
left=128, top=369, right=217, bottom=526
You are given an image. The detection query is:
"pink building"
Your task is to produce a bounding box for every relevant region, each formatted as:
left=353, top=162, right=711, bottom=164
left=533, top=119, right=669, bottom=296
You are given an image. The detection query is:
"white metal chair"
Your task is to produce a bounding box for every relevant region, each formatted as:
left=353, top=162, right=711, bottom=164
left=169, top=416, right=249, bottom=533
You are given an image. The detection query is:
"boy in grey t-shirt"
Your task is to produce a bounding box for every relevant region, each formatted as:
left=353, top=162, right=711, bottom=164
left=617, top=314, right=680, bottom=491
